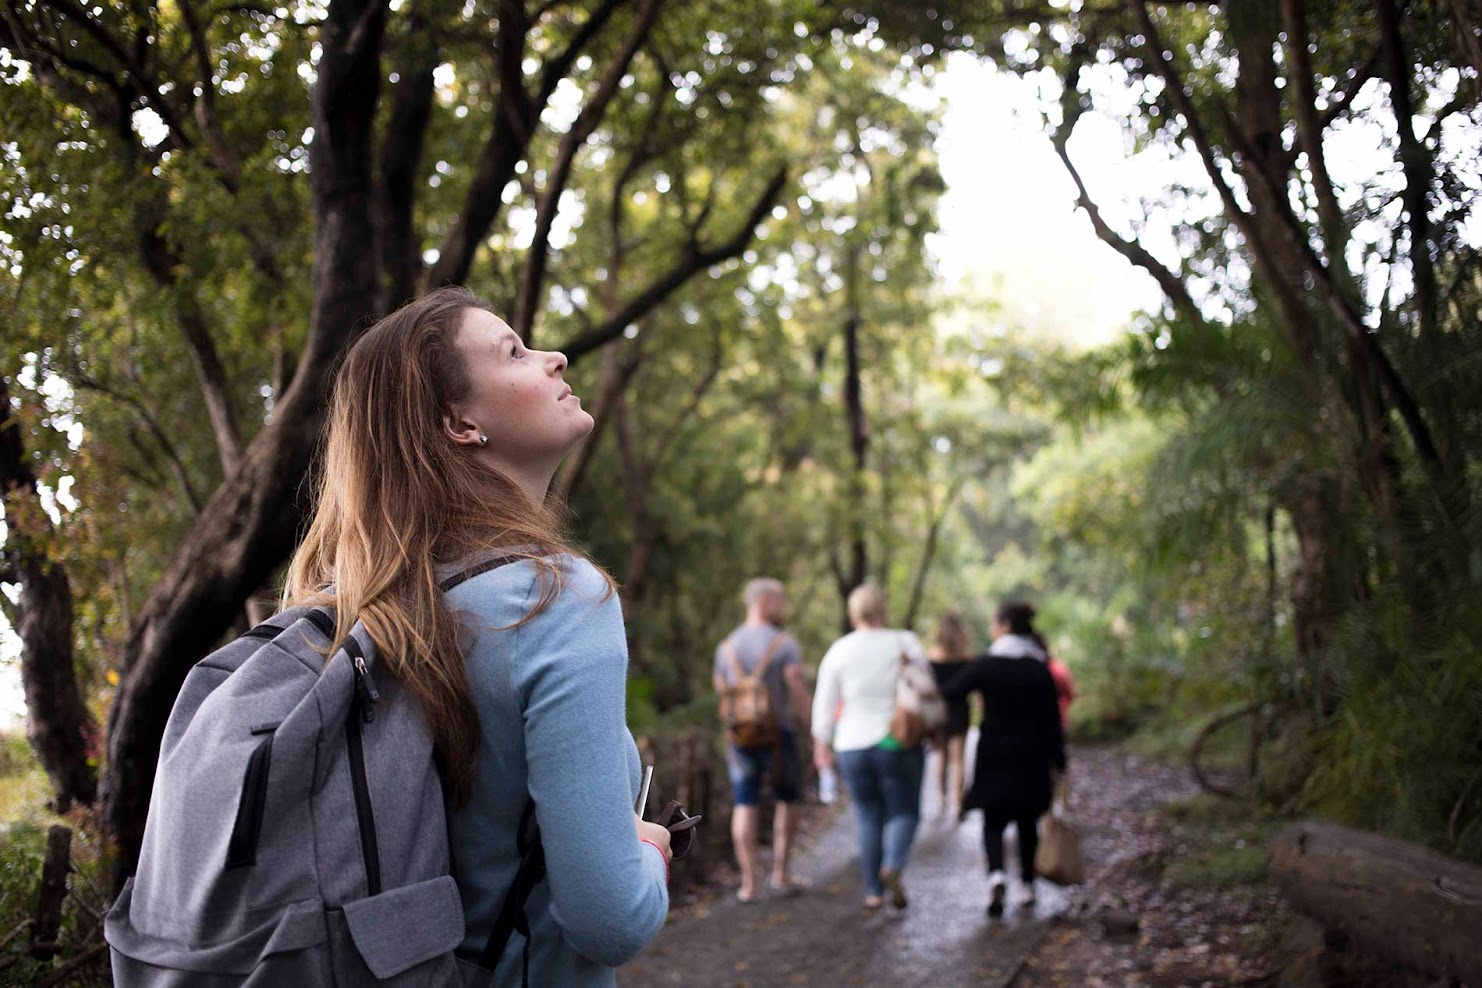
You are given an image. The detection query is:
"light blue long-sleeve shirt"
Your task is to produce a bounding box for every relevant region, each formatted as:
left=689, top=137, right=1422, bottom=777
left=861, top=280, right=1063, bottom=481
left=446, top=555, right=668, bottom=985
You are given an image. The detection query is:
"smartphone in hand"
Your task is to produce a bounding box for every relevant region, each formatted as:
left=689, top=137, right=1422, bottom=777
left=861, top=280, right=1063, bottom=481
left=635, top=764, right=653, bottom=817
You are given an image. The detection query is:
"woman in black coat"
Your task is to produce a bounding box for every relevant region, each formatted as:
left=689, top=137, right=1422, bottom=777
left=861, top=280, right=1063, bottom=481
left=941, top=601, right=1066, bottom=917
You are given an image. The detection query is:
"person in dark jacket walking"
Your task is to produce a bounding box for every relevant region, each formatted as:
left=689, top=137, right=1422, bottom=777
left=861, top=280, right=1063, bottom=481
left=941, top=601, right=1066, bottom=917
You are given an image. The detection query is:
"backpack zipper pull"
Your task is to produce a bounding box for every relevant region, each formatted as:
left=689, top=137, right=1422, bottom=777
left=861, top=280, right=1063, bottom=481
left=352, top=654, right=379, bottom=723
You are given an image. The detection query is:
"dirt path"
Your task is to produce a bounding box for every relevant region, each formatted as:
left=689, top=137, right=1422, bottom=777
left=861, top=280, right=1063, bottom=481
left=1014, top=749, right=1291, bottom=988
left=622, top=742, right=1288, bottom=987
left=622, top=738, right=1074, bottom=988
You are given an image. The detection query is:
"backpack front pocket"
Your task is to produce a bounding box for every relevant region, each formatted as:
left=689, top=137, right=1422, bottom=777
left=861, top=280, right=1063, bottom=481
left=330, top=875, right=464, bottom=985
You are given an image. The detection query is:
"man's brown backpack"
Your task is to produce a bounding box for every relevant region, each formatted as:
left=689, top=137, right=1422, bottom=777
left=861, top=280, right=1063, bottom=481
left=719, top=633, right=788, bottom=748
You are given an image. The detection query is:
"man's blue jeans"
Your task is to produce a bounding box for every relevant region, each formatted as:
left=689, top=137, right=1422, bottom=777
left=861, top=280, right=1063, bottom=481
left=836, top=745, right=925, bottom=896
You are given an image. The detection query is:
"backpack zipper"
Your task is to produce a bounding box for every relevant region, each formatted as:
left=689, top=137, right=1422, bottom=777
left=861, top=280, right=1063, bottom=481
left=226, top=732, right=274, bottom=869
left=343, top=636, right=382, bottom=896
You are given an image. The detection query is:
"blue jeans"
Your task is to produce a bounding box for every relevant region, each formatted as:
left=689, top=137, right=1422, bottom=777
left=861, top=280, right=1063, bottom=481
left=836, top=745, right=926, bottom=896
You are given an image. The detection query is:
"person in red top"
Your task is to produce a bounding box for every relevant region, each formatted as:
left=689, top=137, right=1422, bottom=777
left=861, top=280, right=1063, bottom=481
left=1047, top=656, right=1076, bottom=730
left=1029, top=630, right=1076, bottom=729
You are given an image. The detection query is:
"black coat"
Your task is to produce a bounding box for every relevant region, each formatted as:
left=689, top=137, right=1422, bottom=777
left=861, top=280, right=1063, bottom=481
left=942, top=652, right=1066, bottom=818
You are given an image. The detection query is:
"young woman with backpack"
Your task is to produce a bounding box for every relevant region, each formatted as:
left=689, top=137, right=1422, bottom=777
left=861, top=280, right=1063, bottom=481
left=286, top=289, right=672, bottom=984
left=106, top=288, right=671, bottom=988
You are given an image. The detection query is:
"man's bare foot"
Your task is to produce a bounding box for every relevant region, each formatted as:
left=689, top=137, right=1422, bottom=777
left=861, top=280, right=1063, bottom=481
left=769, top=875, right=808, bottom=897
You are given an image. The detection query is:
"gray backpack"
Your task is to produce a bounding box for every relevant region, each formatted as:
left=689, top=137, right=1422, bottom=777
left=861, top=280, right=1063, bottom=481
left=105, top=558, right=545, bottom=986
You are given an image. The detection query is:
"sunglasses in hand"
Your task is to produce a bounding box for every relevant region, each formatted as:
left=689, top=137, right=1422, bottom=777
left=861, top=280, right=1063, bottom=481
left=655, top=800, right=703, bottom=861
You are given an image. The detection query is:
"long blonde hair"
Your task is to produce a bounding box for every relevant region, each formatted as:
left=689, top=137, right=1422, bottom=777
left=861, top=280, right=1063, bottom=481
left=930, top=611, right=973, bottom=661
left=284, top=286, right=610, bottom=806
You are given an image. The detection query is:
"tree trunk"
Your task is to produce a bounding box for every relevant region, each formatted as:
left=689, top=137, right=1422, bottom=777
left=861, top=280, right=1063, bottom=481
left=103, top=0, right=389, bottom=879
left=1285, top=487, right=1338, bottom=689
left=375, top=27, right=438, bottom=315
left=840, top=245, right=868, bottom=630
left=614, top=390, right=659, bottom=603
left=1269, top=820, right=1482, bottom=984
left=901, top=479, right=961, bottom=630
left=0, top=381, right=97, bottom=811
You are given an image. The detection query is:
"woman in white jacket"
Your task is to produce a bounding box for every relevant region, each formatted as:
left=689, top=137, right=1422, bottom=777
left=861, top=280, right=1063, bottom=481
left=811, top=584, right=930, bottom=911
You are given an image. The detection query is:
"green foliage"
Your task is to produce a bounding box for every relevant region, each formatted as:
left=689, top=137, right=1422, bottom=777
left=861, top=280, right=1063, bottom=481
left=0, top=732, right=113, bottom=983
left=1159, top=794, right=1282, bottom=890
left=0, top=818, right=113, bottom=985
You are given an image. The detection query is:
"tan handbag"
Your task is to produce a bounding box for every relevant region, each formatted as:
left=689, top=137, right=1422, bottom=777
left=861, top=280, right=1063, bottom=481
left=1035, top=777, right=1084, bottom=885
left=888, top=639, right=949, bottom=748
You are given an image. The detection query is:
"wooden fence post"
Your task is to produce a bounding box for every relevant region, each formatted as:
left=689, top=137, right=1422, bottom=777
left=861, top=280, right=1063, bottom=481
left=30, top=824, right=71, bottom=961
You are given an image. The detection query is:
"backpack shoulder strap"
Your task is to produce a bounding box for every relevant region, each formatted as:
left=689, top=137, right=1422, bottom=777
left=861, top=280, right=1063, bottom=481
left=722, top=639, right=748, bottom=683
left=439, top=554, right=525, bottom=592
left=752, top=630, right=789, bottom=680
left=477, top=798, right=545, bottom=975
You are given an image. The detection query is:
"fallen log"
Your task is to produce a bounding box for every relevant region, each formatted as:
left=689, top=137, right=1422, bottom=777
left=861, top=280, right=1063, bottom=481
left=1269, top=820, right=1482, bottom=984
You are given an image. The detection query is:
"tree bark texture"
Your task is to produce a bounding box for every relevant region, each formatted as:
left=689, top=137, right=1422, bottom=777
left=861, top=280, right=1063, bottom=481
left=375, top=26, right=439, bottom=315
left=1270, top=820, right=1482, bottom=985
left=0, top=382, right=97, bottom=811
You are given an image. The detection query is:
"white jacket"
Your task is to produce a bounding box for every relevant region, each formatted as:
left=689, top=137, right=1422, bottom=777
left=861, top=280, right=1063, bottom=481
left=811, top=628, right=928, bottom=752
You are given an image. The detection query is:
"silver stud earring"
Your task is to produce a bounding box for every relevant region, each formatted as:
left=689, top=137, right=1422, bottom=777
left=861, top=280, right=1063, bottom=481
left=478, top=434, right=488, bottom=446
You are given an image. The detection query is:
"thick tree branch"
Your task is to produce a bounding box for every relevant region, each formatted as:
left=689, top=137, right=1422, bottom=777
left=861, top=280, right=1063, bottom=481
left=423, top=0, right=534, bottom=289
left=1283, top=0, right=1356, bottom=299
left=1138, top=0, right=1446, bottom=482
left=342, top=0, right=392, bottom=65
left=1049, top=60, right=1201, bottom=324
left=375, top=26, right=439, bottom=313
left=138, top=232, right=244, bottom=474
left=1128, top=3, right=1254, bottom=239
left=423, top=0, right=625, bottom=290
left=559, top=167, right=789, bottom=364
left=0, top=379, right=97, bottom=811
left=513, top=0, right=665, bottom=341
left=1378, top=0, right=1438, bottom=341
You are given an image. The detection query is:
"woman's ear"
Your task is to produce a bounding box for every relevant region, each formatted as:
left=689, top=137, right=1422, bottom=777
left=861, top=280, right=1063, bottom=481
left=442, top=410, right=484, bottom=447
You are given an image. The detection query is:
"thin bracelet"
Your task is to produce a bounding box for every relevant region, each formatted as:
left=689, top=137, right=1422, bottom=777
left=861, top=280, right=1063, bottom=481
left=639, top=838, right=670, bottom=882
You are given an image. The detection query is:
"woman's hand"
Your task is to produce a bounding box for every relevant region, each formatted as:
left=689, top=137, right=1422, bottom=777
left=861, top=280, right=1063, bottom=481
left=635, top=814, right=672, bottom=863
left=813, top=739, right=835, bottom=771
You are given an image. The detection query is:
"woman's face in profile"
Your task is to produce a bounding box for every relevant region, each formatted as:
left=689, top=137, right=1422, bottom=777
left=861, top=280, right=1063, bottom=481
left=449, top=308, right=594, bottom=470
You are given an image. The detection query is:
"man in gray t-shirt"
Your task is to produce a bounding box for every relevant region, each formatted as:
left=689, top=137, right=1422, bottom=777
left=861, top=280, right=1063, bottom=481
left=713, top=578, right=813, bottom=902
left=713, top=624, right=802, bottom=725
